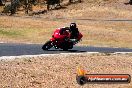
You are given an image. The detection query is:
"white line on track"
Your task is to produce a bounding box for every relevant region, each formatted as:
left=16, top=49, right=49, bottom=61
left=0, top=54, right=59, bottom=61
left=0, top=52, right=131, bottom=61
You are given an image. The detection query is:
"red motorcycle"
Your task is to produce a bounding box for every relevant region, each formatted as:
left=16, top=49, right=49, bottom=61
left=42, top=28, right=83, bottom=51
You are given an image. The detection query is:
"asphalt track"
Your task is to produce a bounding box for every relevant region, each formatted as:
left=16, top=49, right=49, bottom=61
left=0, top=43, right=132, bottom=57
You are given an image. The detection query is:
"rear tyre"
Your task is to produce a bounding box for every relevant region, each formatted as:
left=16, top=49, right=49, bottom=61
left=62, top=42, right=73, bottom=51
left=63, top=48, right=68, bottom=51
left=62, top=44, right=69, bottom=51
left=42, top=41, right=53, bottom=50
left=62, top=42, right=69, bottom=51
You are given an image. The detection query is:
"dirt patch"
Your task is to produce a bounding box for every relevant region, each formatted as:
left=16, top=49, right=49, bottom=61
left=42, top=0, right=132, bottom=19
left=0, top=53, right=132, bottom=88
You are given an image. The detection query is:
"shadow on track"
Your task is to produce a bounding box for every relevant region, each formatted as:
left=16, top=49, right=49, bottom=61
left=45, top=49, right=86, bottom=52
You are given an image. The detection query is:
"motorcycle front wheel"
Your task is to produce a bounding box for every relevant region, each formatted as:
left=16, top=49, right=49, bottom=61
left=42, top=40, right=53, bottom=50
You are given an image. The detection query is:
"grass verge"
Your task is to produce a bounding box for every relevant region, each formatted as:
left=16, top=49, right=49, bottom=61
left=0, top=16, right=132, bottom=48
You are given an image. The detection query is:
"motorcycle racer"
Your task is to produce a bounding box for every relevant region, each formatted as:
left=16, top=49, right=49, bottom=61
left=42, top=23, right=83, bottom=50
left=69, top=22, right=79, bottom=39
left=59, top=23, right=79, bottom=41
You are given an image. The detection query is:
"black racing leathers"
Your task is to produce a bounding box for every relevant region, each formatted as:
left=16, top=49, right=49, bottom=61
left=69, top=28, right=79, bottom=39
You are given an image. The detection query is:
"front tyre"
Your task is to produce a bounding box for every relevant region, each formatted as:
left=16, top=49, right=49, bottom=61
left=42, top=41, right=53, bottom=50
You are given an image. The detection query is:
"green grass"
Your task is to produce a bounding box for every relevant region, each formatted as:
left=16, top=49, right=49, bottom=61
left=0, top=27, right=55, bottom=43
left=0, top=29, right=23, bottom=37
left=1, top=27, right=132, bottom=48
left=0, top=15, right=132, bottom=48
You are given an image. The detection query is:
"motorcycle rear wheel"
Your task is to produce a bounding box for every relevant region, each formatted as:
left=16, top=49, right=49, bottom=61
left=63, top=48, right=68, bottom=51
left=42, top=41, right=53, bottom=50
left=62, top=42, right=73, bottom=51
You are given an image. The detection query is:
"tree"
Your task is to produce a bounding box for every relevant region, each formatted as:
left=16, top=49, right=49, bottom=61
left=10, top=0, right=20, bottom=15
left=129, top=0, right=132, bottom=5
left=2, top=0, right=20, bottom=15
left=0, top=0, right=6, bottom=6
left=69, top=0, right=81, bottom=4
left=24, top=0, right=34, bottom=14
left=47, top=0, right=61, bottom=10
left=69, top=0, right=72, bottom=3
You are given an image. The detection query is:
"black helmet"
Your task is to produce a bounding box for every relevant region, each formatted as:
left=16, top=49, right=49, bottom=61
left=70, top=23, right=77, bottom=29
